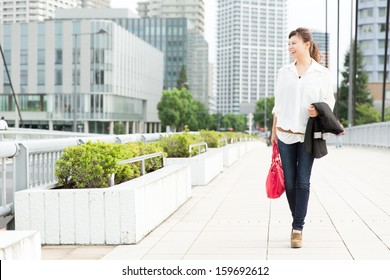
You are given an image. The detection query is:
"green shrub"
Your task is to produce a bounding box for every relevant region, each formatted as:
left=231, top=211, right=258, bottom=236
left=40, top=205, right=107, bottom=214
left=124, top=142, right=165, bottom=174
left=160, top=132, right=203, bottom=158
left=141, top=142, right=166, bottom=173
left=55, top=141, right=119, bottom=189
left=114, top=143, right=141, bottom=185
left=199, top=130, right=227, bottom=148
left=55, top=141, right=166, bottom=189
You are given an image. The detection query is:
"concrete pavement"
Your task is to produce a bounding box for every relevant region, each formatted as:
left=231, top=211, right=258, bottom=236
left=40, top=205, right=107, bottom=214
left=41, top=143, right=390, bottom=260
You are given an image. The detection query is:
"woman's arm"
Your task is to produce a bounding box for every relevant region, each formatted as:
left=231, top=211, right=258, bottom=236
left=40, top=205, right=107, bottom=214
left=271, top=114, right=278, bottom=144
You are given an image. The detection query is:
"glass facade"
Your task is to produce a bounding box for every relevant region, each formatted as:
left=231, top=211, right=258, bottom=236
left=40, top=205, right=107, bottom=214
left=112, top=18, right=188, bottom=91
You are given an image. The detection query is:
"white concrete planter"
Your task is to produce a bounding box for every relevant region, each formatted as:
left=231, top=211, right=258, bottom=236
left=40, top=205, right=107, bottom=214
left=165, top=148, right=223, bottom=186
left=222, top=144, right=240, bottom=167
left=14, top=164, right=191, bottom=245
left=238, top=142, right=249, bottom=156
left=0, top=230, right=41, bottom=260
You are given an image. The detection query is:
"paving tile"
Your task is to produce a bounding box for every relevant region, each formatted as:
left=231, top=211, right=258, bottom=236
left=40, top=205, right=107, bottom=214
left=146, top=241, right=194, bottom=255
left=70, top=245, right=115, bottom=255
left=142, top=255, right=184, bottom=260
left=183, top=254, right=266, bottom=260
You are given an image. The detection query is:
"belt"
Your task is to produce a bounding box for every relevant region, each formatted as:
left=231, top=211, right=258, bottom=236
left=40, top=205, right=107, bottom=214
left=277, top=127, right=305, bottom=135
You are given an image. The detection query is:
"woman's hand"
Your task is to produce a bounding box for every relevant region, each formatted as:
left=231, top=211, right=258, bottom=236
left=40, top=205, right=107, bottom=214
left=271, top=129, right=278, bottom=144
left=307, top=105, right=319, bottom=117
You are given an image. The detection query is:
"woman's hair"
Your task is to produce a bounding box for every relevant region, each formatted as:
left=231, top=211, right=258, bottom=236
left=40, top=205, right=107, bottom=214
left=289, top=27, right=320, bottom=63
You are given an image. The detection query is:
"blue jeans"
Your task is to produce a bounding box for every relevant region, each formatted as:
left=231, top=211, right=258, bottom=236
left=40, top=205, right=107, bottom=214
left=278, top=139, right=315, bottom=231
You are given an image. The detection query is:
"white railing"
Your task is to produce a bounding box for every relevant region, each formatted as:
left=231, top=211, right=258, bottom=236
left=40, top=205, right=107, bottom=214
left=111, top=152, right=165, bottom=186
left=189, top=142, right=208, bottom=157
left=326, top=121, right=390, bottom=148
left=0, top=128, right=99, bottom=142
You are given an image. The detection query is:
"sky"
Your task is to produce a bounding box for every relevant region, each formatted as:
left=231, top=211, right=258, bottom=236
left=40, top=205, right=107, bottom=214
left=110, top=0, right=354, bottom=85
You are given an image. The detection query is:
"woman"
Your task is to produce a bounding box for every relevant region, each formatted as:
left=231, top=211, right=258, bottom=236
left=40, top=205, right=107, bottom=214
left=271, top=28, right=335, bottom=248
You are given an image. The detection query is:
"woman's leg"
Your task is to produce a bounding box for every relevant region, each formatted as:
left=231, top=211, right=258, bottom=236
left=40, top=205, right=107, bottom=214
left=277, top=140, right=315, bottom=231
left=277, top=140, right=299, bottom=220
left=293, top=142, right=315, bottom=231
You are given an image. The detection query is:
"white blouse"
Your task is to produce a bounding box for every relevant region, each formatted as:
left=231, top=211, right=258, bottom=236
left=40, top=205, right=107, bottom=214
left=272, top=59, right=335, bottom=144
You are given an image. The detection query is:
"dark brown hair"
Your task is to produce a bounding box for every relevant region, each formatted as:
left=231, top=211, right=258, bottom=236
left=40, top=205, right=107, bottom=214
left=289, top=27, right=320, bottom=63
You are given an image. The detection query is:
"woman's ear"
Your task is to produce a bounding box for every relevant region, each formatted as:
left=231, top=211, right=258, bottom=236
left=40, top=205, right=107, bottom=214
left=305, top=41, right=311, bottom=50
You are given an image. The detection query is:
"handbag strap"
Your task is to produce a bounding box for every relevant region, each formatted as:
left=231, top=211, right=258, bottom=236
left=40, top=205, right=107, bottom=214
left=272, top=142, right=281, bottom=163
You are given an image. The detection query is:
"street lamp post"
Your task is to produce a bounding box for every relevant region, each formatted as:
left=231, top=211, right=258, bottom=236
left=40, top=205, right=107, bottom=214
left=72, top=29, right=107, bottom=132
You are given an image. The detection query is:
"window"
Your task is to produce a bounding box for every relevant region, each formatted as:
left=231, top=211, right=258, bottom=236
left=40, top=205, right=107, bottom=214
left=360, top=40, right=374, bottom=49
left=55, top=69, right=62, bottom=85
left=95, top=70, right=104, bottom=85
left=360, top=8, right=373, bottom=18
left=20, top=50, right=28, bottom=65
left=360, top=24, right=373, bottom=34
left=55, top=49, right=62, bottom=64
left=38, top=49, right=45, bottom=64
left=379, top=8, right=386, bottom=17
left=20, top=70, right=28, bottom=85
left=379, top=23, right=389, bottom=33
left=37, top=69, right=45, bottom=85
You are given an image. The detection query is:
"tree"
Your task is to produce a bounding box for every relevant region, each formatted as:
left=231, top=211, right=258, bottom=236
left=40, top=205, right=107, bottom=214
left=221, top=114, right=247, bottom=132
left=114, top=122, right=126, bottom=134
left=177, top=65, right=189, bottom=90
left=385, top=107, right=390, bottom=121
left=355, top=103, right=381, bottom=124
left=157, top=88, right=210, bottom=132
left=157, top=89, right=181, bottom=131
left=339, top=44, right=380, bottom=125
left=186, top=100, right=211, bottom=131
left=254, top=97, right=275, bottom=131
left=176, top=88, right=195, bottom=131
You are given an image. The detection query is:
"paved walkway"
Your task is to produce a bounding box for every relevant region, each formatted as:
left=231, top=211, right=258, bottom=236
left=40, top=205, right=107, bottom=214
left=42, top=143, right=390, bottom=260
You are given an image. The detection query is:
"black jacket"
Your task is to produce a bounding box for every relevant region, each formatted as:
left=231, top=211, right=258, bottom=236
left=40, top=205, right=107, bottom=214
left=304, top=102, right=344, bottom=159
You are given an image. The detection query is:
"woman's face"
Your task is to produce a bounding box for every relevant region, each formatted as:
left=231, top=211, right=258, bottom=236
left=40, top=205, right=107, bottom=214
left=288, top=35, right=310, bottom=59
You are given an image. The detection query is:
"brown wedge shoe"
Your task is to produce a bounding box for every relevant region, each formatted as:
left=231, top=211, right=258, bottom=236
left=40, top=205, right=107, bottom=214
left=290, top=230, right=302, bottom=248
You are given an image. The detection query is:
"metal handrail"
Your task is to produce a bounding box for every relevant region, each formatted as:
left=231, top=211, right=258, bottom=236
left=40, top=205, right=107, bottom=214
left=189, top=142, right=208, bottom=157
left=111, top=152, right=165, bottom=186
left=218, top=138, right=228, bottom=147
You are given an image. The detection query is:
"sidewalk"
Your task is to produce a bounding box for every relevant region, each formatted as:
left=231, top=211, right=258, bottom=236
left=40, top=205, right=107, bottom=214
left=42, top=143, right=390, bottom=260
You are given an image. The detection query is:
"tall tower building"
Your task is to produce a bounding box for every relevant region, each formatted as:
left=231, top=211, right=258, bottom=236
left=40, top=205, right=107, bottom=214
left=312, top=31, right=330, bottom=68
left=137, top=0, right=205, bottom=34
left=216, top=0, right=288, bottom=114
left=0, top=0, right=110, bottom=23
left=357, top=0, right=390, bottom=109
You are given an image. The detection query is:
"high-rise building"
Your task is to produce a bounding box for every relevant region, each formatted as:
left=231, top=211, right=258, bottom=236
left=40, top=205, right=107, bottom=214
left=216, top=0, right=288, bottom=114
left=0, top=0, right=111, bottom=23
left=312, top=31, right=330, bottom=68
left=137, top=0, right=205, bottom=34
left=0, top=19, right=163, bottom=133
left=357, top=0, right=390, bottom=109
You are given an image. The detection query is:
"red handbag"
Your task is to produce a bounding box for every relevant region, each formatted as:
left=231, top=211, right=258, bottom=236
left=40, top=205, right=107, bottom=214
left=266, top=142, right=285, bottom=199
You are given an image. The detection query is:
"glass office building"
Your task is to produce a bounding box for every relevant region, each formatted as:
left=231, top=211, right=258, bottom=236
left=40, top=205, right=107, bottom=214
left=0, top=19, right=163, bottom=133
